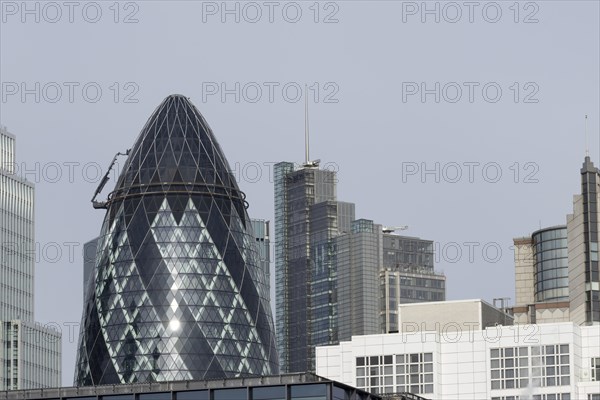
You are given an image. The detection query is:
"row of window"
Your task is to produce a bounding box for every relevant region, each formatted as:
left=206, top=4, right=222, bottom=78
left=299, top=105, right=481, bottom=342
left=490, top=345, right=570, bottom=390
left=492, top=394, right=571, bottom=400
left=356, top=353, right=434, bottom=395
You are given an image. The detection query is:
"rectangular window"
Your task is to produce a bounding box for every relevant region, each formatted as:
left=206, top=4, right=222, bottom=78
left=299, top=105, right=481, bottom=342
left=213, top=388, right=246, bottom=400
left=253, top=386, right=286, bottom=400
left=139, top=394, right=171, bottom=400
left=592, top=357, right=600, bottom=381
left=358, top=353, right=433, bottom=394
left=290, top=384, right=327, bottom=400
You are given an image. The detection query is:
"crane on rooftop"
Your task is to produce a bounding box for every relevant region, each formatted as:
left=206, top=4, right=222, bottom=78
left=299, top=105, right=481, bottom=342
left=91, top=149, right=130, bottom=209
left=382, top=226, right=409, bottom=234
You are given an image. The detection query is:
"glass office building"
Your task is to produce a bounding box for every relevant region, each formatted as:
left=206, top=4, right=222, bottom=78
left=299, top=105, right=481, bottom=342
left=1, top=127, right=62, bottom=391
left=335, top=220, right=382, bottom=342
left=512, top=157, right=600, bottom=325
left=0, top=128, right=34, bottom=323
left=532, top=226, right=569, bottom=303
left=274, top=162, right=355, bottom=373
left=380, top=233, right=445, bottom=333
left=74, top=95, right=278, bottom=386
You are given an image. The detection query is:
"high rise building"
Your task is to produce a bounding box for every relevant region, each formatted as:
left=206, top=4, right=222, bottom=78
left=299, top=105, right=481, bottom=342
left=74, top=95, right=278, bottom=386
left=249, top=219, right=271, bottom=294
left=335, top=219, right=382, bottom=343
left=513, top=156, right=600, bottom=325
left=83, top=221, right=270, bottom=308
left=567, top=156, right=600, bottom=324
left=275, top=161, right=446, bottom=372
left=0, top=126, right=61, bottom=390
left=82, top=238, right=98, bottom=299
left=335, top=220, right=446, bottom=340
left=380, top=231, right=445, bottom=334
left=0, top=128, right=34, bottom=322
left=274, top=161, right=355, bottom=373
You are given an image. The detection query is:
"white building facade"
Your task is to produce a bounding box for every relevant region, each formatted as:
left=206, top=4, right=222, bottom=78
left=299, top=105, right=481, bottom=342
left=0, top=129, right=34, bottom=322
left=0, top=321, right=61, bottom=390
left=317, top=321, right=599, bottom=399
left=0, top=126, right=61, bottom=390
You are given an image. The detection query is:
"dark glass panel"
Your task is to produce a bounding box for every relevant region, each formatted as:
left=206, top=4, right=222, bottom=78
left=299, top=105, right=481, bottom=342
left=252, top=386, right=286, bottom=400
left=214, top=388, right=247, bottom=400
left=290, top=384, right=328, bottom=399
left=139, top=392, right=171, bottom=400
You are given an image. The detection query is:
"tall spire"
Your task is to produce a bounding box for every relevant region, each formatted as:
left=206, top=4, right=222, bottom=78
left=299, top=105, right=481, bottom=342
left=305, top=84, right=310, bottom=165
left=585, top=114, right=589, bottom=158
left=303, top=85, right=320, bottom=168
left=582, top=115, right=596, bottom=174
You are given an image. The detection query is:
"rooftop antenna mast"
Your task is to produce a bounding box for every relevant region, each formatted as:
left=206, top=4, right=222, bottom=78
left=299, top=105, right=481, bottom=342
left=305, top=84, right=309, bottom=165
left=585, top=114, right=589, bottom=158
left=303, top=84, right=320, bottom=168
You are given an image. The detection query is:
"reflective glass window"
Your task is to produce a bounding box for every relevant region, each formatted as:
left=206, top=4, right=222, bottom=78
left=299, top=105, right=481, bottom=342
left=214, top=388, right=247, bottom=400
left=176, top=390, right=209, bottom=400
left=253, top=386, right=286, bottom=400
left=140, top=394, right=171, bottom=400
left=290, top=383, right=327, bottom=400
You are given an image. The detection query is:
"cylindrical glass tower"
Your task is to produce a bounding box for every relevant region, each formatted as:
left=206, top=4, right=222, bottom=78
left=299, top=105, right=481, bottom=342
left=532, top=226, right=569, bottom=302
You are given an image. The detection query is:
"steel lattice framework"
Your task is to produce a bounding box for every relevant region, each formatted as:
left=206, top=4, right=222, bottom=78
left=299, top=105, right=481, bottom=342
left=74, top=95, right=278, bottom=385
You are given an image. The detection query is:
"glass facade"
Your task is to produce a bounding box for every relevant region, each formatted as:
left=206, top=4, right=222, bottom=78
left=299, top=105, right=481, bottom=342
left=274, top=163, right=350, bottom=373
left=382, top=236, right=434, bottom=270
left=250, top=219, right=271, bottom=292
left=580, top=158, right=600, bottom=323
left=74, top=95, right=278, bottom=386
left=380, top=234, right=445, bottom=332
left=0, top=128, right=34, bottom=323
left=3, top=374, right=380, bottom=400
left=532, top=226, right=569, bottom=303
left=0, top=127, right=62, bottom=390
left=82, top=238, right=99, bottom=299
left=335, top=220, right=381, bottom=342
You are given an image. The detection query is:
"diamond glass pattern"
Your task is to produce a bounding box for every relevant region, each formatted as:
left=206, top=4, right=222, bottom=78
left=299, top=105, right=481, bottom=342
left=74, top=94, right=279, bottom=386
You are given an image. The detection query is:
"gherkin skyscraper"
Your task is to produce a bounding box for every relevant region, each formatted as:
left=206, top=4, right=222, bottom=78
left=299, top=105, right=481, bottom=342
left=74, top=95, right=278, bottom=386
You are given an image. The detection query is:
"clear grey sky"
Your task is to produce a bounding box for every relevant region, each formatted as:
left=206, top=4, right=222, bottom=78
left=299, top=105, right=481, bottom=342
left=1, top=0, right=598, bottom=385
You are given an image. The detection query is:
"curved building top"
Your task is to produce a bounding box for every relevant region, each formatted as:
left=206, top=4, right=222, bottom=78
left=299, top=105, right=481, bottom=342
left=75, top=94, right=278, bottom=386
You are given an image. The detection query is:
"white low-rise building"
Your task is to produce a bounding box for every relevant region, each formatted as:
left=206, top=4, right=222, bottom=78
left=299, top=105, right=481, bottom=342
left=316, top=310, right=600, bottom=399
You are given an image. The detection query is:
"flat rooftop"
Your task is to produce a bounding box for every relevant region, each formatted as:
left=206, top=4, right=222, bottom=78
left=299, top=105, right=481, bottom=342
left=0, top=373, right=381, bottom=400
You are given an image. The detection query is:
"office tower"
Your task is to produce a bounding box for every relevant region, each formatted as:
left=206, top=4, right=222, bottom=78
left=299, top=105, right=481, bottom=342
left=335, top=220, right=446, bottom=340
left=83, top=221, right=269, bottom=308
left=0, top=129, right=34, bottom=322
left=567, top=156, right=600, bottom=324
left=82, top=238, right=98, bottom=299
left=74, top=95, right=278, bottom=386
left=249, top=219, right=271, bottom=294
left=0, top=321, right=61, bottom=390
left=274, top=161, right=355, bottom=373
left=379, top=232, right=446, bottom=334
left=275, top=157, right=447, bottom=370
left=513, top=156, right=600, bottom=325
left=0, top=126, right=61, bottom=390
left=335, top=219, right=382, bottom=342
left=381, top=232, right=445, bottom=305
